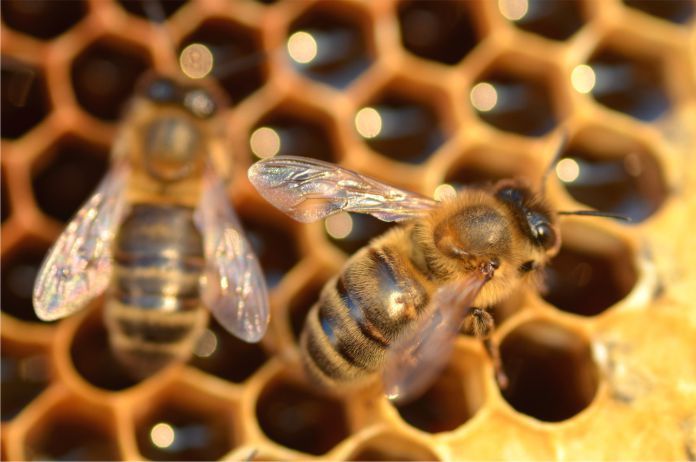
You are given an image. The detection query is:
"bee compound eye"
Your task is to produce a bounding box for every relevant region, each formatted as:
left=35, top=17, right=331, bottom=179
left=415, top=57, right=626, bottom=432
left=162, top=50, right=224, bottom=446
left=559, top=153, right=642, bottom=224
left=184, top=89, right=216, bottom=118
left=147, top=78, right=177, bottom=103
left=534, top=222, right=556, bottom=250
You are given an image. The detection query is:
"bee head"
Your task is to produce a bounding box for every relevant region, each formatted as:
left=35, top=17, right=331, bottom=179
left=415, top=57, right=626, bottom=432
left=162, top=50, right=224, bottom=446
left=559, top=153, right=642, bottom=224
left=123, top=74, right=228, bottom=183
left=140, top=75, right=219, bottom=119
left=494, top=180, right=560, bottom=256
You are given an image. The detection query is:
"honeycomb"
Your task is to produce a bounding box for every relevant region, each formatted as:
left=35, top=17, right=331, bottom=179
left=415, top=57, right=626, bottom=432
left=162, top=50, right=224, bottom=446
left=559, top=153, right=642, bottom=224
left=2, top=0, right=696, bottom=460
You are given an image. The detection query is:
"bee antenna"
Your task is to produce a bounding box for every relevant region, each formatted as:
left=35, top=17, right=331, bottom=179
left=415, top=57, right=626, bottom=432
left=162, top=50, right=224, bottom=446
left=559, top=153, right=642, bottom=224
left=210, top=46, right=271, bottom=80
left=558, top=210, right=632, bottom=222
left=540, top=131, right=569, bottom=196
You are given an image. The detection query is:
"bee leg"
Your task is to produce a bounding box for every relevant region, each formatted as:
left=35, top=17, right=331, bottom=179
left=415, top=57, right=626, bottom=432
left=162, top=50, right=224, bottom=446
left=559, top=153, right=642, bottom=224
left=463, top=307, right=509, bottom=389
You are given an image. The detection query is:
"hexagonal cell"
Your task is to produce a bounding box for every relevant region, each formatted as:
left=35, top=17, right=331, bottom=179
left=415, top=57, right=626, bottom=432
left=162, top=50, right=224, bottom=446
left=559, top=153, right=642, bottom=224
left=69, top=308, right=141, bottom=391
left=347, top=432, right=440, bottom=461
left=117, top=0, right=187, bottom=21
left=397, top=0, right=480, bottom=65
left=325, top=213, right=395, bottom=255
left=1, top=59, right=51, bottom=139
left=71, top=37, right=150, bottom=121
left=556, top=133, right=667, bottom=223
left=288, top=279, right=326, bottom=341
left=249, top=103, right=337, bottom=162
left=2, top=167, right=10, bottom=223
left=394, top=349, right=486, bottom=433
left=1, top=241, right=51, bottom=323
left=586, top=45, right=670, bottom=121
left=505, top=0, right=585, bottom=41
left=24, top=404, right=120, bottom=460
left=622, top=0, right=695, bottom=23
left=356, top=83, right=447, bottom=164
left=1, top=0, right=87, bottom=40
left=470, top=67, right=557, bottom=136
left=32, top=136, right=109, bottom=223
left=287, top=2, right=373, bottom=88
left=256, top=378, right=349, bottom=455
left=443, top=146, right=539, bottom=190
left=1, top=339, right=51, bottom=421
left=500, top=319, right=599, bottom=422
left=179, top=18, right=265, bottom=104
left=190, top=317, right=267, bottom=383
left=135, top=386, right=235, bottom=460
left=543, top=223, right=637, bottom=316
left=237, top=211, right=300, bottom=289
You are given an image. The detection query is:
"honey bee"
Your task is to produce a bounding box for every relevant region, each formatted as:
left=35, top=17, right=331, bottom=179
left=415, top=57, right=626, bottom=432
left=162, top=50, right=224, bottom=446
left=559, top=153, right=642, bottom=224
left=249, top=155, right=623, bottom=402
left=32, top=75, right=269, bottom=378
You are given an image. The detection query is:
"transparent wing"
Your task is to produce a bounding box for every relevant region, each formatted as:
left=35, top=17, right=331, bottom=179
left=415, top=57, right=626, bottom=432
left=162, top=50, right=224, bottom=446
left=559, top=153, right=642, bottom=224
left=33, top=163, right=129, bottom=321
left=247, top=156, right=438, bottom=223
left=383, top=271, right=489, bottom=403
left=197, top=168, right=270, bottom=343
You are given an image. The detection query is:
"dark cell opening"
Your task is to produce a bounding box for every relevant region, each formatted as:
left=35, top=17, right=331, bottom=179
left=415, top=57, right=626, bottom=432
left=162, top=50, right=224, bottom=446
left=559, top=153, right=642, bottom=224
left=326, top=213, right=395, bottom=255
left=288, top=4, right=372, bottom=88
left=237, top=214, right=299, bottom=289
left=24, top=415, right=119, bottom=461
left=1, top=243, right=51, bottom=323
left=472, top=70, right=557, bottom=137
left=1, top=340, right=51, bottom=421
left=557, top=145, right=667, bottom=223
left=136, top=396, right=234, bottom=461
left=1, top=59, right=51, bottom=139
left=623, top=0, right=695, bottom=23
left=251, top=109, right=337, bottom=162
left=69, top=308, right=141, bottom=391
left=180, top=19, right=265, bottom=104
left=358, top=91, right=445, bottom=164
left=588, top=47, right=670, bottom=122
left=397, top=0, right=479, bottom=64
left=395, top=355, right=485, bottom=433
left=1, top=0, right=86, bottom=40
left=543, top=226, right=637, bottom=316
left=500, top=320, right=599, bottom=422
left=288, top=280, right=326, bottom=341
left=190, top=317, right=267, bottom=383
left=348, top=434, right=440, bottom=461
left=32, top=137, right=109, bottom=223
left=511, top=0, right=585, bottom=41
left=116, top=0, right=187, bottom=21
left=256, top=379, right=348, bottom=455
left=71, top=38, right=150, bottom=120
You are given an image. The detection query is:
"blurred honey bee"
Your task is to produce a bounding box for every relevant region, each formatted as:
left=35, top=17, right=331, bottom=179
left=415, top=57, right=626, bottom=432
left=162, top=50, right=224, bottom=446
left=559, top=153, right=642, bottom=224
left=32, top=75, right=269, bottom=378
left=249, top=155, right=622, bottom=402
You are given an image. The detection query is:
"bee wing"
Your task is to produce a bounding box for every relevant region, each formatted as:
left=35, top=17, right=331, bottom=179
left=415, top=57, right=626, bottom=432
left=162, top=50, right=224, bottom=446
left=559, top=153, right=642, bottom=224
left=248, top=156, right=438, bottom=223
left=382, top=271, right=489, bottom=403
left=197, top=168, right=270, bottom=343
left=33, top=163, right=129, bottom=321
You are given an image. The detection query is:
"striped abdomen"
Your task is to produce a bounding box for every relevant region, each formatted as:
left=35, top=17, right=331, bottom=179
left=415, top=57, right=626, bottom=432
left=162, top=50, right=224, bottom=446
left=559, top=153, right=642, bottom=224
left=301, top=227, right=431, bottom=389
left=104, top=204, right=208, bottom=378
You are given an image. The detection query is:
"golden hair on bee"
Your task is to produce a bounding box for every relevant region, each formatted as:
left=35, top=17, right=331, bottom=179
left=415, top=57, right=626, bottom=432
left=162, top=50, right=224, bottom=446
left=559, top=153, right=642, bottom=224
left=32, top=13, right=270, bottom=380
left=249, top=154, right=623, bottom=402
